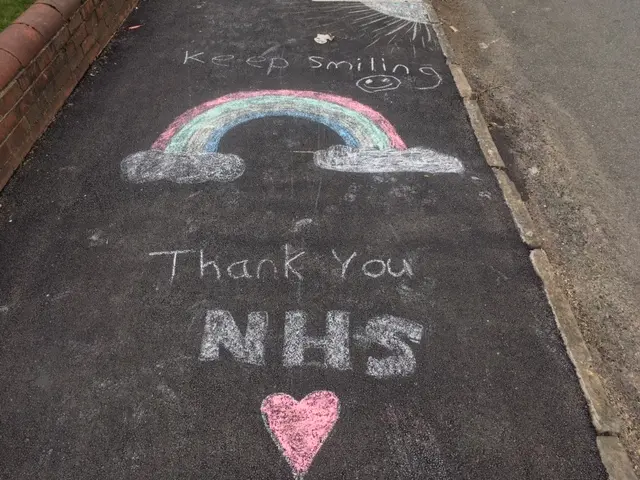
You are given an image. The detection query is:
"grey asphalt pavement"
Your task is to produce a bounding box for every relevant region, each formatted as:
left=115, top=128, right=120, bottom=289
left=0, top=0, right=607, bottom=478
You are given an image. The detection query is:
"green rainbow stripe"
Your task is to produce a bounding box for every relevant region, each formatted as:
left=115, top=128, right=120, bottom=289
left=153, top=90, right=407, bottom=153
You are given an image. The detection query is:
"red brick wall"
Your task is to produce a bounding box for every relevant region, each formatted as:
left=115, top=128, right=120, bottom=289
left=0, top=0, right=139, bottom=189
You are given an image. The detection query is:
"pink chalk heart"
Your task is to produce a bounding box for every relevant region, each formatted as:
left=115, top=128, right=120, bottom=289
left=261, top=391, right=340, bottom=477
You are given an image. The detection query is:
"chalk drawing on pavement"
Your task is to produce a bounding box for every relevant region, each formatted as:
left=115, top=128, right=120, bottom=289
left=121, top=90, right=463, bottom=183
left=261, top=391, right=340, bottom=479
left=306, top=0, right=432, bottom=49
left=356, top=75, right=401, bottom=93
left=315, top=145, right=463, bottom=174
left=122, top=150, right=245, bottom=184
left=199, top=309, right=424, bottom=378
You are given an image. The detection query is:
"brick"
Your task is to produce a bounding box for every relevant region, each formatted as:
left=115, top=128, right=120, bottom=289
left=5, top=116, right=30, bottom=157
left=81, top=34, right=95, bottom=55
left=15, top=64, right=35, bottom=91
left=33, top=66, right=52, bottom=93
left=95, top=18, right=109, bottom=43
left=0, top=24, right=46, bottom=67
left=54, top=61, right=72, bottom=91
left=0, top=108, right=19, bottom=140
left=86, top=11, right=99, bottom=34
left=0, top=81, right=24, bottom=117
left=95, top=1, right=108, bottom=19
left=25, top=92, right=49, bottom=129
left=0, top=140, right=16, bottom=169
left=73, top=56, right=91, bottom=82
left=66, top=42, right=82, bottom=71
left=35, top=0, right=83, bottom=20
left=88, top=39, right=103, bottom=61
left=23, top=61, right=42, bottom=88
left=68, top=10, right=83, bottom=33
left=0, top=143, right=20, bottom=188
left=52, top=25, right=71, bottom=49
left=53, top=52, right=68, bottom=76
left=80, top=0, right=95, bottom=20
left=14, top=87, right=36, bottom=117
left=41, top=75, right=58, bottom=105
left=71, top=23, right=87, bottom=46
left=0, top=50, right=22, bottom=91
left=36, top=42, right=56, bottom=71
left=49, top=86, right=68, bottom=112
left=15, top=3, right=64, bottom=41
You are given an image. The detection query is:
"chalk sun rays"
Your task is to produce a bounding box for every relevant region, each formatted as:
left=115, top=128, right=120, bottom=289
left=286, top=1, right=433, bottom=50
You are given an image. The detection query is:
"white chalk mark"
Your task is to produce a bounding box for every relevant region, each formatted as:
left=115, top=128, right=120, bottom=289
left=365, top=36, right=382, bottom=49
left=293, top=218, right=314, bottom=233
left=284, top=244, right=305, bottom=280
left=356, top=75, right=401, bottom=93
left=267, top=57, right=290, bottom=75
left=365, top=315, right=423, bottom=378
left=121, top=150, right=245, bottom=184
left=360, top=14, right=392, bottom=28
left=200, top=250, right=221, bottom=279
left=386, top=258, right=414, bottom=278
left=227, top=260, right=252, bottom=279
left=149, top=250, right=194, bottom=284
left=256, top=259, right=278, bottom=279
left=362, top=259, right=386, bottom=278
left=371, top=18, right=405, bottom=34
left=392, top=64, right=409, bottom=75
left=359, top=0, right=429, bottom=23
left=314, top=146, right=464, bottom=174
left=314, top=179, right=322, bottom=211
left=211, top=54, right=235, bottom=66
left=416, top=66, right=443, bottom=90
left=199, top=310, right=268, bottom=365
left=184, top=51, right=205, bottom=64
left=332, top=250, right=357, bottom=279
left=385, top=20, right=411, bottom=37
left=283, top=311, right=351, bottom=370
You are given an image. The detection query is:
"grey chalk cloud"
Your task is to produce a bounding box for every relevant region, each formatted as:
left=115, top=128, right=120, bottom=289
left=313, top=145, right=464, bottom=174
left=121, top=150, right=246, bottom=184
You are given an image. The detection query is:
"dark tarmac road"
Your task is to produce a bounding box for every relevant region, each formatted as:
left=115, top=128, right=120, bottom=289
left=0, top=0, right=606, bottom=478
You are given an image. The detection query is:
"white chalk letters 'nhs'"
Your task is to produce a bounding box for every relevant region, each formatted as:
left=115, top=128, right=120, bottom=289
left=200, top=310, right=424, bottom=379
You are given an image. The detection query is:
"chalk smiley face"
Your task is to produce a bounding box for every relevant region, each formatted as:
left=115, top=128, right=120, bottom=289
left=356, top=75, right=401, bottom=94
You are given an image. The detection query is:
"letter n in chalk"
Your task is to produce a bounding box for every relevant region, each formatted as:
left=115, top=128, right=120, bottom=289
left=200, top=310, right=268, bottom=365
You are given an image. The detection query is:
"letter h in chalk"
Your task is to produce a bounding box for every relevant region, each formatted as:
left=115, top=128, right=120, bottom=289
left=283, top=311, right=351, bottom=370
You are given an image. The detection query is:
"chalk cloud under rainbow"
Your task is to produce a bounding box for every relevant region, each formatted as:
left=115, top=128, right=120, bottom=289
left=121, top=90, right=463, bottom=184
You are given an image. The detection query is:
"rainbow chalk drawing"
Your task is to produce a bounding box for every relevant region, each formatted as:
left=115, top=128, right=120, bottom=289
left=261, top=391, right=340, bottom=479
left=121, top=90, right=463, bottom=183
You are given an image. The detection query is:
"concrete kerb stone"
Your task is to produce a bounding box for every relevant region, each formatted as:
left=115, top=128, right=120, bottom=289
left=493, top=169, right=540, bottom=248
left=422, top=0, right=637, bottom=477
left=531, top=249, right=621, bottom=435
left=598, top=436, right=639, bottom=480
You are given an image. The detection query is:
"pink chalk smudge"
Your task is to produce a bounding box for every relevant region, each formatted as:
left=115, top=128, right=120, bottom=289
left=261, top=391, right=340, bottom=478
left=152, top=90, right=407, bottom=150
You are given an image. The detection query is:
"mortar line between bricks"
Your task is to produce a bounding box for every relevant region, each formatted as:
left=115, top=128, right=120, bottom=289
left=0, top=47, right=21, bottom=66
left=421, top=0, right=638, bottom=478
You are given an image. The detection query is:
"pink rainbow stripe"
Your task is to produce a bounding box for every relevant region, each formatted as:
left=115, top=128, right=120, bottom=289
left=152, top=90, right=406, bottom=150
